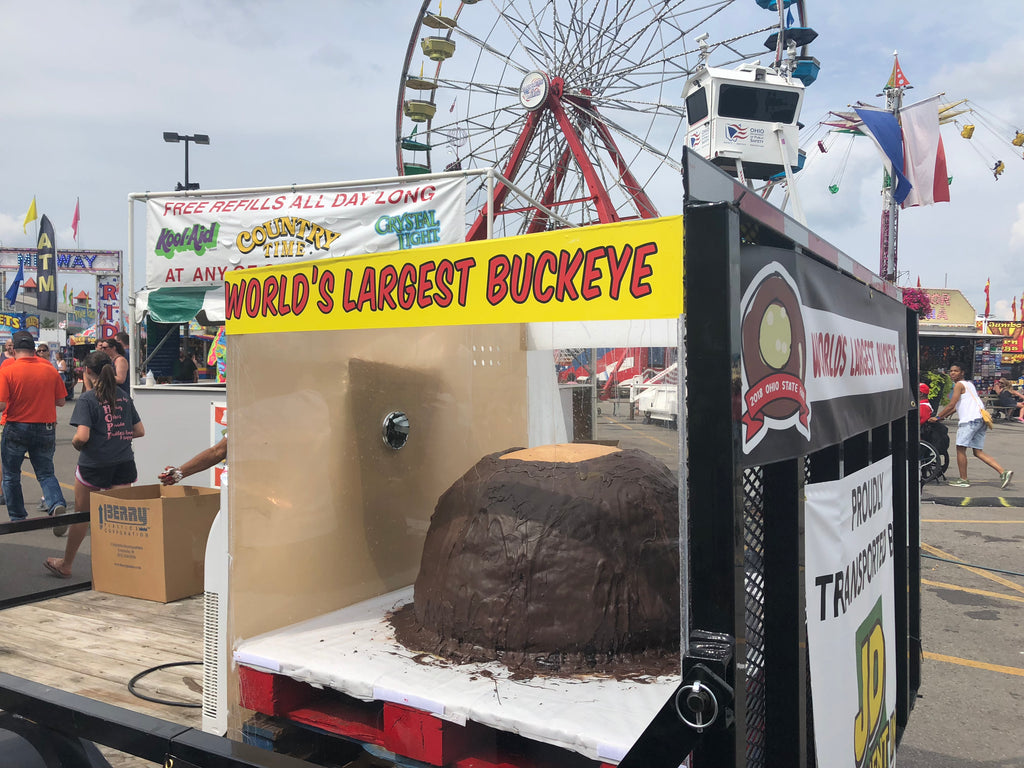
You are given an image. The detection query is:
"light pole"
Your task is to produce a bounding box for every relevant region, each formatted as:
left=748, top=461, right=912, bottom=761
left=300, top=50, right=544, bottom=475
left=163, top=132, right=210, bottom=191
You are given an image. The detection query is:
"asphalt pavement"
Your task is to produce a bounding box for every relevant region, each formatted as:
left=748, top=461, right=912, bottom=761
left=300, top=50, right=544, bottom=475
left=901, top=417, right=1024, bottom=767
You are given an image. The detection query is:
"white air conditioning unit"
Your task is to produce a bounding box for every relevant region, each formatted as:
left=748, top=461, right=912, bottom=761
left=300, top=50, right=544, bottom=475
left=202, top=472, right=229, bottom=735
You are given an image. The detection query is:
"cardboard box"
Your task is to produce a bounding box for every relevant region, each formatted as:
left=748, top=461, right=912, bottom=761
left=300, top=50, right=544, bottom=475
left=90, top=484, right=220, bottom=603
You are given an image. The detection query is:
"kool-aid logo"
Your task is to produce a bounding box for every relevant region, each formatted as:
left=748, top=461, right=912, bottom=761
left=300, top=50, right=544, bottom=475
left=726, top=124, right=749, bottom=141
left=155, top=223, right=220, bottom=259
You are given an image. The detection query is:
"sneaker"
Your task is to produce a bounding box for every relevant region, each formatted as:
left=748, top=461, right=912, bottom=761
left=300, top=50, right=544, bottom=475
left=1000, top=470, right=1014, bottom=489
left=51, top=503, right=68, bottom=537
left=949, top=478, right=971, bottom=488
left=37, top=498, right=47, bottom=511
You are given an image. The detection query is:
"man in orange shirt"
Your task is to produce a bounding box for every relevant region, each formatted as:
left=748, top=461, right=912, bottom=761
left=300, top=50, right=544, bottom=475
left=0, top=331, right=68, bottom=521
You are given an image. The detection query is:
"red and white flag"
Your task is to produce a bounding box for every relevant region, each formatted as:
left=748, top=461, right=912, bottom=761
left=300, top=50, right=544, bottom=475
left=901, top=95, right=950, bottom=208
left=71, top=198, right=81, bottom=241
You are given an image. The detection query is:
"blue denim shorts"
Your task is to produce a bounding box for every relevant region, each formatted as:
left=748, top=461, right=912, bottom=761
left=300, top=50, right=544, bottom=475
left=956, top=419, right=987, bottom=449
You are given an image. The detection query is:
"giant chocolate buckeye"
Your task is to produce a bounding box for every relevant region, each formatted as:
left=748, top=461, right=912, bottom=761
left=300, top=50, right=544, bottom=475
left=391, top=444, right=679, bottom=675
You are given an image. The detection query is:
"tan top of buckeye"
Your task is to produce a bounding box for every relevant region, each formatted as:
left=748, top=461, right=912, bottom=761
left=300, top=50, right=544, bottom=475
left=500, top=443, right=621, bottom=463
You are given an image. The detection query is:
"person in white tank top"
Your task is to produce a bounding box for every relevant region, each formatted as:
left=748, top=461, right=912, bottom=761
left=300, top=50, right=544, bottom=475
left=936, top=363, right=1013, bottom=489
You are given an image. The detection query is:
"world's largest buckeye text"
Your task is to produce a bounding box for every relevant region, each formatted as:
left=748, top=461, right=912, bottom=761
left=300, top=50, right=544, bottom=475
left=225, top=241, right=659, bottom=319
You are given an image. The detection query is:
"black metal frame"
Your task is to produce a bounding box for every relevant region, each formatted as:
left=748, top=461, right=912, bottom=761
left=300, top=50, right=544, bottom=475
left=0, top=672, right=312, bottom=768
left=679, top=181, right=921, bottom=764
left=0, top=511, right=92, bottom=610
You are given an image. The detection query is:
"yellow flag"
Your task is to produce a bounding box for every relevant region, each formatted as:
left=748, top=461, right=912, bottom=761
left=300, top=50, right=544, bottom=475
left=22, top=196, right=37, bottom=234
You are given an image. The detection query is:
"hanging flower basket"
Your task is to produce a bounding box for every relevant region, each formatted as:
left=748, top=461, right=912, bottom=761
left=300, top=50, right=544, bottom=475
left=901, top=287, right=932, bottom=319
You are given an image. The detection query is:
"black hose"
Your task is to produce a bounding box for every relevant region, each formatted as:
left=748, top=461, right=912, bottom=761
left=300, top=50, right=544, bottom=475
left=127, top=661, right=202, bottom=708
left=921, top=551, right=1024, bottom=579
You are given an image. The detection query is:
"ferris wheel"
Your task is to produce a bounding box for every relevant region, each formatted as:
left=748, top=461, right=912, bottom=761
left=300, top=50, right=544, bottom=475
left=396, top=0, right=808, bottom=240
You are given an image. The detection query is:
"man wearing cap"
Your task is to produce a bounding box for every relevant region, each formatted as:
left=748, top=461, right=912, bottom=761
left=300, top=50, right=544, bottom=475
left=0, top=331, right=68, bottom=521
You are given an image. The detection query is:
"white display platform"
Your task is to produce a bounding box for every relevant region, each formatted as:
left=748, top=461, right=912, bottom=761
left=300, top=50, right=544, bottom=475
left=234, top=587, right=679, bottom=764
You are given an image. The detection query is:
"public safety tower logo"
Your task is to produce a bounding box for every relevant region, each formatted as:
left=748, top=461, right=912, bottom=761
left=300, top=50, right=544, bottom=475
left=739, top=262, right=810, bottom=452
left=726, top=123, right=749, bottom=142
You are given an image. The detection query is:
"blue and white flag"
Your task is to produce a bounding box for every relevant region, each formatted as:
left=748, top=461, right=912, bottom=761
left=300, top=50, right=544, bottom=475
left=4, top=261, right=25, bottom=305
left=854, top=107, right=913, bottom=204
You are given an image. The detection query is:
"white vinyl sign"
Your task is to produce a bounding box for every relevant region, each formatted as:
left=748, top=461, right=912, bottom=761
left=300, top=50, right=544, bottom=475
left=145, top=176, right=467, bottom=287
left=805, top=456, right=898, bottom=768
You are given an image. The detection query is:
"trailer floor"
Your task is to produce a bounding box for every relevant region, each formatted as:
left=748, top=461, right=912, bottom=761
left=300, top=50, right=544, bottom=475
left=0, top=589, right=203, bottom=768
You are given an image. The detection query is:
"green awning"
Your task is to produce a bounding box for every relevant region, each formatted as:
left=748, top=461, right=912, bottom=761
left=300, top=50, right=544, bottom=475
left=138, top=287, right=225, bottom=324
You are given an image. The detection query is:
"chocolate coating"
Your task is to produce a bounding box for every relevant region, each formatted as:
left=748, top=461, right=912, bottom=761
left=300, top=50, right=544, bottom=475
left=391, top=447, right=679, bottom=675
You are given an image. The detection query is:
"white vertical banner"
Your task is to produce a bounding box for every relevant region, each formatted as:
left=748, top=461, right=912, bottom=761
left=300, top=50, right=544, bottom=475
left=210, top=403, right=228, bottom=488
left=805, top=456, right=898, bottom=768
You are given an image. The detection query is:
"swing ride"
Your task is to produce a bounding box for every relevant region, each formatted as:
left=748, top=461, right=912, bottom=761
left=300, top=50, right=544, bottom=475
left=798, top=55, right=1024, bottom=280
left=395, top=0, right=815, bottom=239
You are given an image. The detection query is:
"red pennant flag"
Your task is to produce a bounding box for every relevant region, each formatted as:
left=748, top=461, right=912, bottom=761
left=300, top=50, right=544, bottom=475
left=886, top=54, right=910, bottom=90
left=916, top=276, right=921, bottom=288
left=984, top=278, right=991, bottom=317
left=71, top=198, right=80, bottom=241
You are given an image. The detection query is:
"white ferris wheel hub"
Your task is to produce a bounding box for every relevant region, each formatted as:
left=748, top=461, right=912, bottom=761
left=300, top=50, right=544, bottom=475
left=519, top=71, right=550, bottom=112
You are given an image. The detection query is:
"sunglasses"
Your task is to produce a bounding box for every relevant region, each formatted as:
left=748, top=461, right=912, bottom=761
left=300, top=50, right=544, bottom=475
left=37, top=348, right=49, bottom=353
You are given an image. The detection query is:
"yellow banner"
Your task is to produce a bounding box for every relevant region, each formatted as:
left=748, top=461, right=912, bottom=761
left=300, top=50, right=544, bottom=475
left=224, top=217, right=683, bottom=335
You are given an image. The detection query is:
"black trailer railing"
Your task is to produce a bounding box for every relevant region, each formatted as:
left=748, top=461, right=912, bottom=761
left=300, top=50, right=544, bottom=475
left=677, top=151, right=921, bottom=767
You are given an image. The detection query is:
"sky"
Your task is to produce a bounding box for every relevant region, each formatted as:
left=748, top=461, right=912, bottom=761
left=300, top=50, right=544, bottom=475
left=2, top=0, right=1024, bottom=317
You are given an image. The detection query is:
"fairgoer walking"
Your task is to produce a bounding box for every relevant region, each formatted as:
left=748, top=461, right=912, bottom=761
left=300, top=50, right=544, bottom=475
left=0, top=331, right=68, bottom=521
left=935, top=363, right=1013, bottom=489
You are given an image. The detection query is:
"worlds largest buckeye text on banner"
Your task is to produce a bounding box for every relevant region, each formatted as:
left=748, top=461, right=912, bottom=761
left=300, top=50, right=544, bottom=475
left=145, top=177, right=467, bottom=287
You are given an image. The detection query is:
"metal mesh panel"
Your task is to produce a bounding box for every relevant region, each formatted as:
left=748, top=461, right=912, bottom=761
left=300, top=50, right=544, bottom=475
left=743, top=466, right=766, bottom=767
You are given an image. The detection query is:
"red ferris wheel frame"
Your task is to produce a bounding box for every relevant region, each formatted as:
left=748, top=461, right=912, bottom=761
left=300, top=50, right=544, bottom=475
left=465, top=75, right=660, bottom=241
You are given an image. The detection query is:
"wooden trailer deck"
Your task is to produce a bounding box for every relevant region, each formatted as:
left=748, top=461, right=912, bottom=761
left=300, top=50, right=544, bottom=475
left=0, top=589, right=203, bottom=768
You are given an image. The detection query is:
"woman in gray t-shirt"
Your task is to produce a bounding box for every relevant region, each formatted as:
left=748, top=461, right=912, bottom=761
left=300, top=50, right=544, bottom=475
left=44, top=351, right=145, bottom=579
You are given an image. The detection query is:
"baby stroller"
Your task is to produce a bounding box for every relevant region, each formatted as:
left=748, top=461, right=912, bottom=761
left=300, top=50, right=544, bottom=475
left=920, top=419, right=950, bottom=486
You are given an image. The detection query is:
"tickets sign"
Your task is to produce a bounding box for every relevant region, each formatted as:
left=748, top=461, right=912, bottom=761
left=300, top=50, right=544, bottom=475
left=145, top=176, right=468, bottom=287
left=224, top=217, right=684, bottom=334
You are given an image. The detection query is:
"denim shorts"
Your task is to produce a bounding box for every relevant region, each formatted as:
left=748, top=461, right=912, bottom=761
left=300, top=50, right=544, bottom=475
left=955, top=419, right=987, bottom=450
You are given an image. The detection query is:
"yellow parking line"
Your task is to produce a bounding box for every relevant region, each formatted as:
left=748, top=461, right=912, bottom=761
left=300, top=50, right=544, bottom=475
left=17, top=469, right=75, bottom=493
left=922, top=578, right=1024, bottom=604
left=923, top=651, right=1024, bottom=678
left=921, top=542, right=1024, bottom=596
left=922, top=519, right=1024, bottom=523
left=602, top=416, right=675, bottom=449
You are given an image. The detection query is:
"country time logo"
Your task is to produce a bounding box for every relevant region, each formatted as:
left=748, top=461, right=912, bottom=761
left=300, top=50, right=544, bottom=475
left=375, top=209, right=442, bottom=250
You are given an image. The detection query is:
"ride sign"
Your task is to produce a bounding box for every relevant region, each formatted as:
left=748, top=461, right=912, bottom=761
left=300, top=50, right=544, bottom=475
left=224, top=217, right=683, bottom=335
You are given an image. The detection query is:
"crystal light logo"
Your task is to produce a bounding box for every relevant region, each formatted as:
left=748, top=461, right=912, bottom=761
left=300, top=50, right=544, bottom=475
left=726, top=124, right=749, bottom=141
left=375, top=209, right=442, bottom=250
left=155, top=223, right=219, bottom=259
